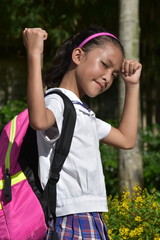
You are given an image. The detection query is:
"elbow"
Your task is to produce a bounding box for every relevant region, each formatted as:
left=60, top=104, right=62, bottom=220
left=28, top=109, right=55, bottom=130
left=121, top=140, right=136, bottom=150
left=30, top=122, right=45, bottom=131
left=29, top=118, right=48, bottom=131
left=29, top=117, right=54, bottom=131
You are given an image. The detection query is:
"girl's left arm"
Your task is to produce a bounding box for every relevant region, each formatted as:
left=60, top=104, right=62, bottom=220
left=101, top=59, right=142, bottom=149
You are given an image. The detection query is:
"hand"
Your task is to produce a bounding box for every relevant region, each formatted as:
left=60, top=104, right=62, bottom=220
left=23, top=28, right=48, bottom=56
left=121, top=59, right=142, bottom=85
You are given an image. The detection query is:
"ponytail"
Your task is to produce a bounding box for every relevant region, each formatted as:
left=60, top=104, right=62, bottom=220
left=44, top=37, right=73, bottom=88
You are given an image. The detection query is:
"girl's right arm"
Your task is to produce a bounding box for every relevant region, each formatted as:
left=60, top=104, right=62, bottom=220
left=23, top=28, right=56, bottom=130
left=101, top=59, right=142, bottom=149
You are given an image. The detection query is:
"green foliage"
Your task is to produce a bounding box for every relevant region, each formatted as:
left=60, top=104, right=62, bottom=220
left=0, top=100, right=27, bottom=132
left=100, top=143, right=118, bottom=196
left=141, top=125, right=160, bottom=191
left=0, top=0, right=88, bottom=49
left=101, top=124, right=160, bottom=196
left=100, top=120, right=119, bottom=196
left=103, top=185, right=160, bottom=240
left=0, top=0, right=118, bottom=58
left=0, top=0, right=81, bottom=54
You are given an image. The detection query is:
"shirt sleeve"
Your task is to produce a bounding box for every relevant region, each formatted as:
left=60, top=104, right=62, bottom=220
left=96, top=118, right=111, bottom=140
left=42, top=93, right=64, bottom=142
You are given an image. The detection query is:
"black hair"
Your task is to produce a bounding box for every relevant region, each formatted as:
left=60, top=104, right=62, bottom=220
left=44, top=25, right=124, bottom=88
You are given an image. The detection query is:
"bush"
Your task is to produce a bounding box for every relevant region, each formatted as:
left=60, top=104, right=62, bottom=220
left=100, top=143, right=118, bottom=196
left=103, top=185, right=160, bottom=240
left=100, top=124, right=160, bottom=196
left=141, top=125, right=160, bottom=190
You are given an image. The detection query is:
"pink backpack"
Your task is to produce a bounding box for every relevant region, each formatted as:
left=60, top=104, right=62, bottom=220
left=0, top=109, right=47, bottom=240
left=0, top=90, right=76, bottom=240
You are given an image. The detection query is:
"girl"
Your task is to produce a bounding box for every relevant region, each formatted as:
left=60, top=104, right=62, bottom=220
left=23, top=25, right=142, bottom=240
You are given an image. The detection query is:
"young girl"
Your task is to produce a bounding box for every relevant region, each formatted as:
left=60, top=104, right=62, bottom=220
left=23, top=25, right=142, bottom=240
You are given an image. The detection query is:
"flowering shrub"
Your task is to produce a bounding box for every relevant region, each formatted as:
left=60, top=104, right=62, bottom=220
left=103, top=185, right=160, bottom=240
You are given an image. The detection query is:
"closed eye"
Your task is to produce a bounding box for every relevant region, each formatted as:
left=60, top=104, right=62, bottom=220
left=101, top=60, right=120, bottom=79
left=101, top=61, right=109, bottom=69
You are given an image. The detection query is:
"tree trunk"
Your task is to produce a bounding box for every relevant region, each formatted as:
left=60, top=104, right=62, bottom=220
left=118, top=0, right=143, bottom=193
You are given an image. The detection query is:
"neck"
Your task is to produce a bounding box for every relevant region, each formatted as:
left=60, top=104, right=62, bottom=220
left=59, top=69, right=84, bottom=99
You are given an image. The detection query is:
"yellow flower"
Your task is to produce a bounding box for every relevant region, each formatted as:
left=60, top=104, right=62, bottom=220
left=133, top=184, right=141, bottom=192
left=154, top=234, right=160, bottom=240
left=135, top=216, right=142, bottom=222
left=135, top=196, right=145, bottom=204
left=129, top=226, right=144, bottom=237
left=108, top=229, right=113, bottom=240
left=103, top=213, right=109, bottom=221
left=152, top=202, right=159, bottom=208
left=122, top=190, right=130, bottom=199
left=108, top=229, right=112, bottom=235
left=119, top=227, right=129, bottom=237
left=122, top=202, right=129, bottom=210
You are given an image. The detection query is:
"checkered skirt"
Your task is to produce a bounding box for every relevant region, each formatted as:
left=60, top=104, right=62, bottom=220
left=44, top=212, right=110, bottom=240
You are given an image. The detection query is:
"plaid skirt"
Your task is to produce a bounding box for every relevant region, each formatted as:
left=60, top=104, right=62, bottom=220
left=44, top=212, right=110, bottom=240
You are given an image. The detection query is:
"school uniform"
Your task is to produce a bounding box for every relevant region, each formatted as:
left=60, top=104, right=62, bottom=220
left=37, top=88, right=111, bottom=239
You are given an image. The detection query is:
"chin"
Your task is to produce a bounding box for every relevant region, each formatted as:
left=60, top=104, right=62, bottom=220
left=86, top=92, right=100, bottom=98
left=83, top=87, right=101, bottom=98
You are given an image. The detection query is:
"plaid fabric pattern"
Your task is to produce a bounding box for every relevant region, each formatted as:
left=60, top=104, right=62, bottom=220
left=44, top=212, right=110, bottom=240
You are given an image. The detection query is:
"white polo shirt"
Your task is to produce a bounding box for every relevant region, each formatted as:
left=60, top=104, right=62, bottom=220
left=37, top=88, right=111, bottom=217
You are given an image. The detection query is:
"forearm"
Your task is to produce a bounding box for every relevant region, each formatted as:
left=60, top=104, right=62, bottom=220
left=23, top=28, right=55, bottom=130
left=27, top=53, right=47, bottom=129
left=118, top=82, right=139, bottom=145
left=102, top=59, right=141, bottom=149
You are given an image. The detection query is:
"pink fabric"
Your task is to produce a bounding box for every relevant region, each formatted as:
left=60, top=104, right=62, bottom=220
left=0, top=180, right=47, bottom=240
left=10, top=109, right=29, bottom=175
left=0, top=120, right=12, bottom=176
left=0, top=109, right=29, bottom=176
left=78, top=32, right=118, bottom=48
left=0, top=109, right=47, bottom=240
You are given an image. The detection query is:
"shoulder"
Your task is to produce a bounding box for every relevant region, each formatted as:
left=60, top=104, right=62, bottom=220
left=96, top=118, right=111, bottom=140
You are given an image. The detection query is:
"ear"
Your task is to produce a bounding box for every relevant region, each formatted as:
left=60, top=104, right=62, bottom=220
left=72, top=48, right=85, bottom=65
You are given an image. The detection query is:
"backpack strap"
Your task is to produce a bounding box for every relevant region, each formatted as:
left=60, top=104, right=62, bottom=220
left=3, top=116, right=17, bottom=202
left=42, top=90, right=76, bottom=221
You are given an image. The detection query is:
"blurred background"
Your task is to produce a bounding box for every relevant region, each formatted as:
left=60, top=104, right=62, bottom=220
left=0, top=0, right=159, bottom=196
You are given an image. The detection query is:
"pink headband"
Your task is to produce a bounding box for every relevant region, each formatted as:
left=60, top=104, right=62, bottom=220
left=78, top=32, right=118, bottom=48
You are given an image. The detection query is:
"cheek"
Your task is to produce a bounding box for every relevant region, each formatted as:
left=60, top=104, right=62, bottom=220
left=84, top=66, right=100, bottom=81
left=76, top=64, right=96, bottom=81
left=104, top=79, right=114, bottom=92
left=75, top=57, right=100, bottom=84
left=75, top=66, right=89, bottom=88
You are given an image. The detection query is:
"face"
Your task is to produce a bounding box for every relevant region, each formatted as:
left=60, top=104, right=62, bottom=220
left=74, top=42, right=124, bottom=98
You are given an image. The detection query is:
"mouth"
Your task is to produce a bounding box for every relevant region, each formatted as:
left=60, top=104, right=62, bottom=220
left=94, top=80, right=103, bottom=91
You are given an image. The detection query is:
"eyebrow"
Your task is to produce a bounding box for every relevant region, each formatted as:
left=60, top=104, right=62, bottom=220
left=107, top=59, right=121, bottom=73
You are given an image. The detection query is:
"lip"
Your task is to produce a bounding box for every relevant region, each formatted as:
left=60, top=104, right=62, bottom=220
left=94, top=80, right=103, bottom=90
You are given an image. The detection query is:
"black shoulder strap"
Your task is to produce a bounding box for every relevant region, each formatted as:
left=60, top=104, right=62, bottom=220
left=42, top=89, right=76, bottom=221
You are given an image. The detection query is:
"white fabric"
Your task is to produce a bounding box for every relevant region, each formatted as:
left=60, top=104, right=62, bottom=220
left=37, top=88, right=111, bottom=217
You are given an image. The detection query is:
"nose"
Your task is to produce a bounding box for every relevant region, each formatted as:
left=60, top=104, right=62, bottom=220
left=102, top=70, right=112, bottom=84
